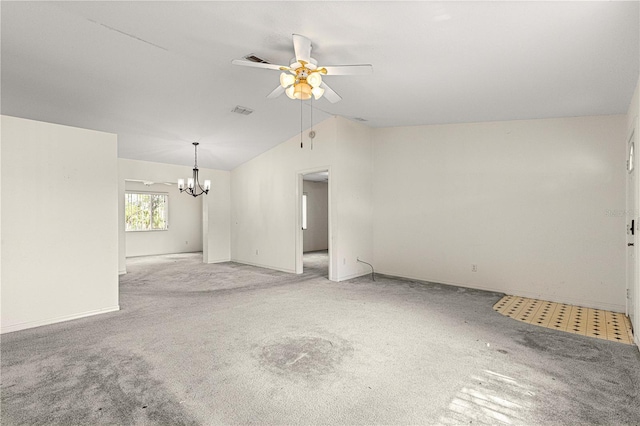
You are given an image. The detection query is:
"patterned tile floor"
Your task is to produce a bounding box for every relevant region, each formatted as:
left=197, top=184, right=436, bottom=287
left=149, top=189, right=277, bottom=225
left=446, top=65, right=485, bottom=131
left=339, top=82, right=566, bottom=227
left=493, top=295, right=635, bottom=344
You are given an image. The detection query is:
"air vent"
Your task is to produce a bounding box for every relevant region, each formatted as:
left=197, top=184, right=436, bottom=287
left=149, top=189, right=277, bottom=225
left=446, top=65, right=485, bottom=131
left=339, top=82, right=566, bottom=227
left=244, top=54, right=270, bottom=64
left=352, top=117, right=368, bottom=122
left=232, top=105, right=254, bottom=116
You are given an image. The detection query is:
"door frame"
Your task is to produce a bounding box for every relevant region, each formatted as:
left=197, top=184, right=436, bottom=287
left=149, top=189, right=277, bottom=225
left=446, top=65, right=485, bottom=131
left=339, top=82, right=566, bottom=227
left=626, top=117, right=639, bottom=346
left=295, top=166, right=334, bottom=281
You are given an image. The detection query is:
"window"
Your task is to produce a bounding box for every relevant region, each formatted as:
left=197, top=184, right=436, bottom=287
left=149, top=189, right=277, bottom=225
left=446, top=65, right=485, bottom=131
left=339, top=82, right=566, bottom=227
left=302, top=193, right=308, bottom=230
left=125, top=192, right=168, bottom=231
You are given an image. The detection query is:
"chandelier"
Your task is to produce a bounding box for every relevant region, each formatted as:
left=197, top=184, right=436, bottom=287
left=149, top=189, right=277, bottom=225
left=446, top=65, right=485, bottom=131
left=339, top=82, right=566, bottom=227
left=178, top=142, right=210, bottom=197
left=279, top=60, right=325, bottom=101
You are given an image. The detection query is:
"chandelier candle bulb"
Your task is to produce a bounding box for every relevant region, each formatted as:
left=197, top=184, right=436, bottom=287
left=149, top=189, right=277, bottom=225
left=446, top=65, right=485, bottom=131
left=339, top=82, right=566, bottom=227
left=188, top=178, right=194, bottom=189
left=178, top=179, right=185, bottom=190
left=204, top=180, right=211, bottom=191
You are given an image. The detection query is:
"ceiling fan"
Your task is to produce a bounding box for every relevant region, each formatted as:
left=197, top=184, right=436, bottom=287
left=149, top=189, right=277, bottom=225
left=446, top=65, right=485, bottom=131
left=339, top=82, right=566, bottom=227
left=232, top=34, right=373, bottom=103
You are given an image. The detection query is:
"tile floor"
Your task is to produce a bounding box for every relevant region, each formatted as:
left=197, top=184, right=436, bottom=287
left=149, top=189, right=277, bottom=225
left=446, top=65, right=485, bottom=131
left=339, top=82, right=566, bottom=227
left=493, top=295, right=635, bottom=344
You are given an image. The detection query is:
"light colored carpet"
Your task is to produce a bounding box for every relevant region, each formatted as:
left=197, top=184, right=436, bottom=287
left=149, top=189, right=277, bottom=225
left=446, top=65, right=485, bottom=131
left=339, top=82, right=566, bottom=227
left=2, top=252, right=639, bottom=425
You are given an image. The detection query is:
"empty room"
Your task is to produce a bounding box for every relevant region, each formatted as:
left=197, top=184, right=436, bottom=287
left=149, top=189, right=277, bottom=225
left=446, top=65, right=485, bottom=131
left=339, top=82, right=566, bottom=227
left=2, top=1, right=640, bottom=424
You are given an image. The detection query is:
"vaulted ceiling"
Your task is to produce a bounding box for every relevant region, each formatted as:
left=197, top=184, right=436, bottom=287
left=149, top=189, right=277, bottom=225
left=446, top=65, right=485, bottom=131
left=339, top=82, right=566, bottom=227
left=2, top=1, right=638, bottom=170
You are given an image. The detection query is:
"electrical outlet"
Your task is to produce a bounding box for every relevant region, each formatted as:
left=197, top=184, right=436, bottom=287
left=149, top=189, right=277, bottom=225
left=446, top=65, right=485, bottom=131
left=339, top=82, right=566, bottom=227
left=472, top=264, right=478, bottom=272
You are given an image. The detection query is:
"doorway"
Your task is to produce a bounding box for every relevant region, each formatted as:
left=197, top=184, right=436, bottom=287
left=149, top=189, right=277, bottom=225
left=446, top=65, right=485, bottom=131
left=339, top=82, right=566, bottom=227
left=627, top=126, right=638, bottom=343
left=296, top=168, right=332, bottom=279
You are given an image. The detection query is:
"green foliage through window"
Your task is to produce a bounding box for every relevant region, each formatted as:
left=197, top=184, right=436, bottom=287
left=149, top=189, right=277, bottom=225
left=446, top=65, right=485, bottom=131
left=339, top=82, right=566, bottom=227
left=125, top=193, right=168, bottom=231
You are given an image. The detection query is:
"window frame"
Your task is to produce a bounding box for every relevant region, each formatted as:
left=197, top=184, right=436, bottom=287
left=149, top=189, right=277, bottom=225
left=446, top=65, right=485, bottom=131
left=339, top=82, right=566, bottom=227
left=125, top=191, right=169, bottom=232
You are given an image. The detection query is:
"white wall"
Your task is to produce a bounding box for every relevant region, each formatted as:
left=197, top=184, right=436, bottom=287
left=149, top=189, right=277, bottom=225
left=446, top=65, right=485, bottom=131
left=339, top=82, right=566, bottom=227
left=334, top=117, right=374, bottom=279
left=303, top=180, right=329, bottom=252
left=118, top=158, right=230, bottom=274
left=202, top=167, right=231, bottom=264
left=231, top=116, right=373, bottom=281
left=373, top=115, right=627, bottom=312
left=1, top=116, right=119, bottom=333
left=124, top=181, right=202, bottom=257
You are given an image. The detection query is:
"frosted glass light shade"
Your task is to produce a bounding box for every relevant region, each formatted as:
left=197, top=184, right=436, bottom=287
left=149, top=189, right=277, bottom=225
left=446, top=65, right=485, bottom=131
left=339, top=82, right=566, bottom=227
left=280, top=72, right=295, bottom=88
left=204, top=180, right=211, bottom=191
left=307, top=72, right=322, bottom=88
left=178, top=179, right=185, bottom=190
left=312, top=86, right=325, bottom=100
left=293, top=83, right=312, bottom=100
left=188, top=178, right=194, bottom=189
left=285, top=85, right=295, bottom=99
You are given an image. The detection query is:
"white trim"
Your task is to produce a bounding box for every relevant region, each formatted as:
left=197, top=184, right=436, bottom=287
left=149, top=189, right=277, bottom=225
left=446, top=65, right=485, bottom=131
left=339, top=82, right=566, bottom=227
left=118, top=269, right=127, bottom=275
left=337, top=271, right=371, bottom=282
left=376, top=269, right=627, bottom=313
left=230, top=259, right=296, bottom=274
left=1, top=305, right=120, bottom=334
left=627, top=115, right=639, bottom=345
left=205, top=258, right=231, bottom=264
left=296, top=166, right=335, bottom=281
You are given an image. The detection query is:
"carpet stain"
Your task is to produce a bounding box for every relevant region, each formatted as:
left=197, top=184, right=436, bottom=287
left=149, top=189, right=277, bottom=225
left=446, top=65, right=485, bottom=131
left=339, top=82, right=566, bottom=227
left=519, top=331, right=608, bottom=362
left=258, top=334, right=353, bottom=380
left=1, top=348, right=198, bottom=425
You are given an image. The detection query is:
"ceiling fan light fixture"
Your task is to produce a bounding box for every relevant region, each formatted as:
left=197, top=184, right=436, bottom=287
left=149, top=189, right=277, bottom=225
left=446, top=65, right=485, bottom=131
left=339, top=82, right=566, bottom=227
left=280, top=72, right=295, bottom=88
left=307, top=72, right=322, bottom=88
left=311, top=86, right=325, bottom=100
left=293, top=82, right=312, bottom=100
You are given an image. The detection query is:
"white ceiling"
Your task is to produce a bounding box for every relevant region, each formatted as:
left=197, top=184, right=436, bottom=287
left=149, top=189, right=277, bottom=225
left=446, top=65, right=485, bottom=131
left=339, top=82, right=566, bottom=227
left=2, top=1, right=638, bottom=170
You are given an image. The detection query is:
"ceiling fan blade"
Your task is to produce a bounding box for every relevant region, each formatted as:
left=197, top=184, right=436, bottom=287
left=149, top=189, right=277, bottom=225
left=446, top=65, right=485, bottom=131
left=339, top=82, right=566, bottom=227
left=292, top=34, right=312, bottom=64
left=322, top=64, right=373, bottom=76
left=267, top=85, right=285, bottom=99
left=231, top=59, right=288, bottom=71
left=320, top=82, right=342, bottom=103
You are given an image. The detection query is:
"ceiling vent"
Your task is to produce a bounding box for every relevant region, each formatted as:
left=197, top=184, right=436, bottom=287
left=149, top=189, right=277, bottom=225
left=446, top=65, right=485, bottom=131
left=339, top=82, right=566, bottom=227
left=232, top=105, right=254, bottom=116
left=352, top=117, right=368, bottom=122
left=244, top=54, right=270, bottom=64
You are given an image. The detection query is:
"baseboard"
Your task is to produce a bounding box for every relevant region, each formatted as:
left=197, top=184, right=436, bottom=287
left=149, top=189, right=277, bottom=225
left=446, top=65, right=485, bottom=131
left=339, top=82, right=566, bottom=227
left=205, top=258, right=231, bottom=264
left=375, top=269, right=626, bottom=313
left=1, top=305, right=120, bottom=334
left=338, top=271, right=371, bottom=282
left=230, top=258, right=296, bottom=274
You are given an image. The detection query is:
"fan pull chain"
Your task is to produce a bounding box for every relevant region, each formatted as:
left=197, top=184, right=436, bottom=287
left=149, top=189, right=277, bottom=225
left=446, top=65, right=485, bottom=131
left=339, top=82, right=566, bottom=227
left=300, top=97, right=303, bottom=149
